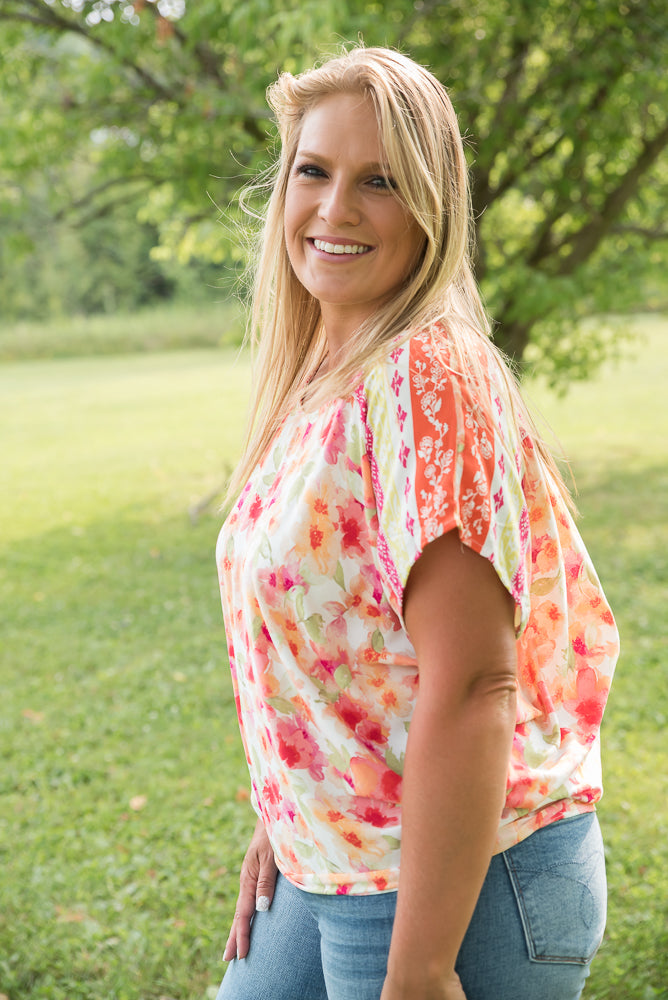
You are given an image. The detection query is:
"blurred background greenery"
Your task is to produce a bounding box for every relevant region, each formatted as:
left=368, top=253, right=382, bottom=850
left=0, top=0, right=667, bottom=381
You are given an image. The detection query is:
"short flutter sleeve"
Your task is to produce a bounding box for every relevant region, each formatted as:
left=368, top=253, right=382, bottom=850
left=356, top=331, right=532, bottom=634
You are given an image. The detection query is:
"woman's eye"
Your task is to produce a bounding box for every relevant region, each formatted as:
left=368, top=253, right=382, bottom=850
left=369, top=175, right=397, bottom=191
left=295, top=163, right=326, bottom=179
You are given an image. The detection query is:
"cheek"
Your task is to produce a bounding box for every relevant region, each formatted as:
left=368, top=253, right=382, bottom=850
left=398, top=214, right=426, bottom=272
left=284, top=183, right=308, bottom=243
left=283, top=198, right=296, bottom=246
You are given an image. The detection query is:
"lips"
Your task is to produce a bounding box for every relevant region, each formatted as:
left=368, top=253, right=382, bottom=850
left=311, top=238, right=373, bottom=255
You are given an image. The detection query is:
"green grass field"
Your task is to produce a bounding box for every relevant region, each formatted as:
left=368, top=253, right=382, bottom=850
left=1, top=314, right=666, bottom=999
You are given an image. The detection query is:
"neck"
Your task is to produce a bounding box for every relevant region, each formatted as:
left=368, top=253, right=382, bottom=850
left=321, top=306, right=368, bottom=363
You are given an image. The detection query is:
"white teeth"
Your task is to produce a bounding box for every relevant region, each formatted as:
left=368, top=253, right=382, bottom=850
left=313, top=239, right=371, bottom=255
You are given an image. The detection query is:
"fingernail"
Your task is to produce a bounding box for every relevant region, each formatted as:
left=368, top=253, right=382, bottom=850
left=256, top=895, right=270, bottom=912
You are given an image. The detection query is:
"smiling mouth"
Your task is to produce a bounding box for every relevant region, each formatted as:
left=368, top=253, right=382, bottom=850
left=311, top=238, right=373, bottom=256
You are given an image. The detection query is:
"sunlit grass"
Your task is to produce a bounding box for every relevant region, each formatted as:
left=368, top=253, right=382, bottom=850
left=1, top=314, right=666, bottom=998
left=1, top=346, right=254, bottom=1000
left=528, top=313, right=668, bottom=999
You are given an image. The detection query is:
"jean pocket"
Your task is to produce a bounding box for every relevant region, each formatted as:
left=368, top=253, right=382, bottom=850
left=503, top=813, right=607, bottom=966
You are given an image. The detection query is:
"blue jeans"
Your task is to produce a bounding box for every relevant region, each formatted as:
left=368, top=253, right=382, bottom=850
left=216, top=812, right=606, bottom=1000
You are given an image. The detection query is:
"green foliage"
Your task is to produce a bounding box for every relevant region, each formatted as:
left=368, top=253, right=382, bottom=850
left=0, top=314, right=667, bottom=998
left=0, top=0, right=667, bottom=377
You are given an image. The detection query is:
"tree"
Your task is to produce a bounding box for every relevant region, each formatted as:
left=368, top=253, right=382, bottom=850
left=0, top=0, right=666, bottom=379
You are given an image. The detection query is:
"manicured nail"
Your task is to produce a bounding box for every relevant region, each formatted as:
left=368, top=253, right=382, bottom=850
left=256, top=895, right=270, bottom=912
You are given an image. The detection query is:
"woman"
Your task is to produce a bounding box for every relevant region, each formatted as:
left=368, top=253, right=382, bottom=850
left=215, top=46, right=619, bottom=1000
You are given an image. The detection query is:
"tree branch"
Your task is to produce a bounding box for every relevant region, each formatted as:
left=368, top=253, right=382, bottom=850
left=139, top=1, right=229, bottom=89
left=0, top=0, right=269, bottom=147
left=53, top=174, right=154, bottom=223
left=555, top=120, right=668, bottom=274
left=0, top=0, right=175, bottom=100
left=611, top=224, right=668, bottom=242
left=66, top=183, right=154, bottom=228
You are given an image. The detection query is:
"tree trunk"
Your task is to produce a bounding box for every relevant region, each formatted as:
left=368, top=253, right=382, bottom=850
left=493, top=314, right=533, bottom=369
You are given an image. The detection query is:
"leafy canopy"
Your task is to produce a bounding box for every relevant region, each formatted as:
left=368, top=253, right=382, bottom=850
left=0, top=0, right=666, bottom=380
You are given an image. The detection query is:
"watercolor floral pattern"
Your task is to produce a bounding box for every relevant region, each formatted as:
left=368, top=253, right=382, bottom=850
left=217, top=328, right=619, bottom=894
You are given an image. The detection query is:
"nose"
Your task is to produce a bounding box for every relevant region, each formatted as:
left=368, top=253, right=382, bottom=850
left=318, top=178, right=361, bottom=227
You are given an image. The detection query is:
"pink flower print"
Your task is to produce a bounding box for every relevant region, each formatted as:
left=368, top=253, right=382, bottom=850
left=312, top=649, right=348, bottom=682
left=351, top=803, right=396, bottom=828
left=396, top=404, right=407, bottom=431
left=256, top=567, right=279, bottom=603
left=323, top=601, right=351, bottom=639
left=334, top=692, right=369, bottom=732
left=360, top=454, right=378, bottom=521
left=322, top=408, right=348, bottom=465
left=532, top=533, right=559, bottom=573
left=349, top=755, right=402, bottom=802
left=310, top=525, right=324, bottom=551
left=511, top=564, right=525, bottom=606
left=335, top=497, right=367, bottom=556
left=493, top=487, right=504, bottom=513
left=575, top=784, right=598, bottom=804
left=399, top=443, right=410, bottom=469
left=391, top=370, right=404, bottom=395
left=333, top=692, right=389, bottom=748
left=498, top=454, right=506, bottom=476
left=275, top=716, right=327, bottom=781
left=505, top=773, right=535, bottom=810
left=259, top=557, right=305, bottom=598
left=338, top=575, right=380, bottom=623
left=342, top=830, right=364, bottom=849
left=564, top=550, right=584, bottom=584
left=533, top=599, right=564, bottom=632
left=357, top=717, right=387, bottom=746
left=262, top=776, right=281, bottom=806
left=248, top=494, right=263, bottom=523
left=572, top=635, right=589, bottom=657
left=564, top=666, right=609, bottom=735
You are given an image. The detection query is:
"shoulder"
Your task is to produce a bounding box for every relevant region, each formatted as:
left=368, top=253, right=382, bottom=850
left=360, top=325, right=455, bottom=401
left=359, top=323, right=509, bottom=435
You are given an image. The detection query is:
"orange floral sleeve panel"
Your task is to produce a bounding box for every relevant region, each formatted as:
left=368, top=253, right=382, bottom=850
left=216, top=328, right=619, bottom=895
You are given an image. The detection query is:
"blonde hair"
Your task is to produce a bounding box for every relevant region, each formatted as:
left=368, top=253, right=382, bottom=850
left=228, top=45, right=572, bottom=507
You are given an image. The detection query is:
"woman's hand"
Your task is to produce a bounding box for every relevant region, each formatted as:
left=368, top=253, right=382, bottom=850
left=223, top=816, right=278, bottom=961
left=380, top=968, right=467, bottom=1000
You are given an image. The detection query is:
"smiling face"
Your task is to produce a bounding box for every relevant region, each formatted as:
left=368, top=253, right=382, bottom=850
left=283, top=91, right=425, bottom=354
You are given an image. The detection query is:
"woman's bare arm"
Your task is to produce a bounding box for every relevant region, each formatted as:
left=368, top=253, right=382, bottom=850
left=381, top=530, right=517, bottom=1000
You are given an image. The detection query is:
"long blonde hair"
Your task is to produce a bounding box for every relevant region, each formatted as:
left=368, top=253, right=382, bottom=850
left=228, top=45, right=572, bottom=507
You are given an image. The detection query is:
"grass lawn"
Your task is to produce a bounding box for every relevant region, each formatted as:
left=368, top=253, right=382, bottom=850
left=1, top=315, right=666, bottom=999
left=0, top=300, right=244, bottom=362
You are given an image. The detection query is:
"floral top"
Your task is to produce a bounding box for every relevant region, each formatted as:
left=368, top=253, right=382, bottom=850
left=216, top=328, right=619, bottom=895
